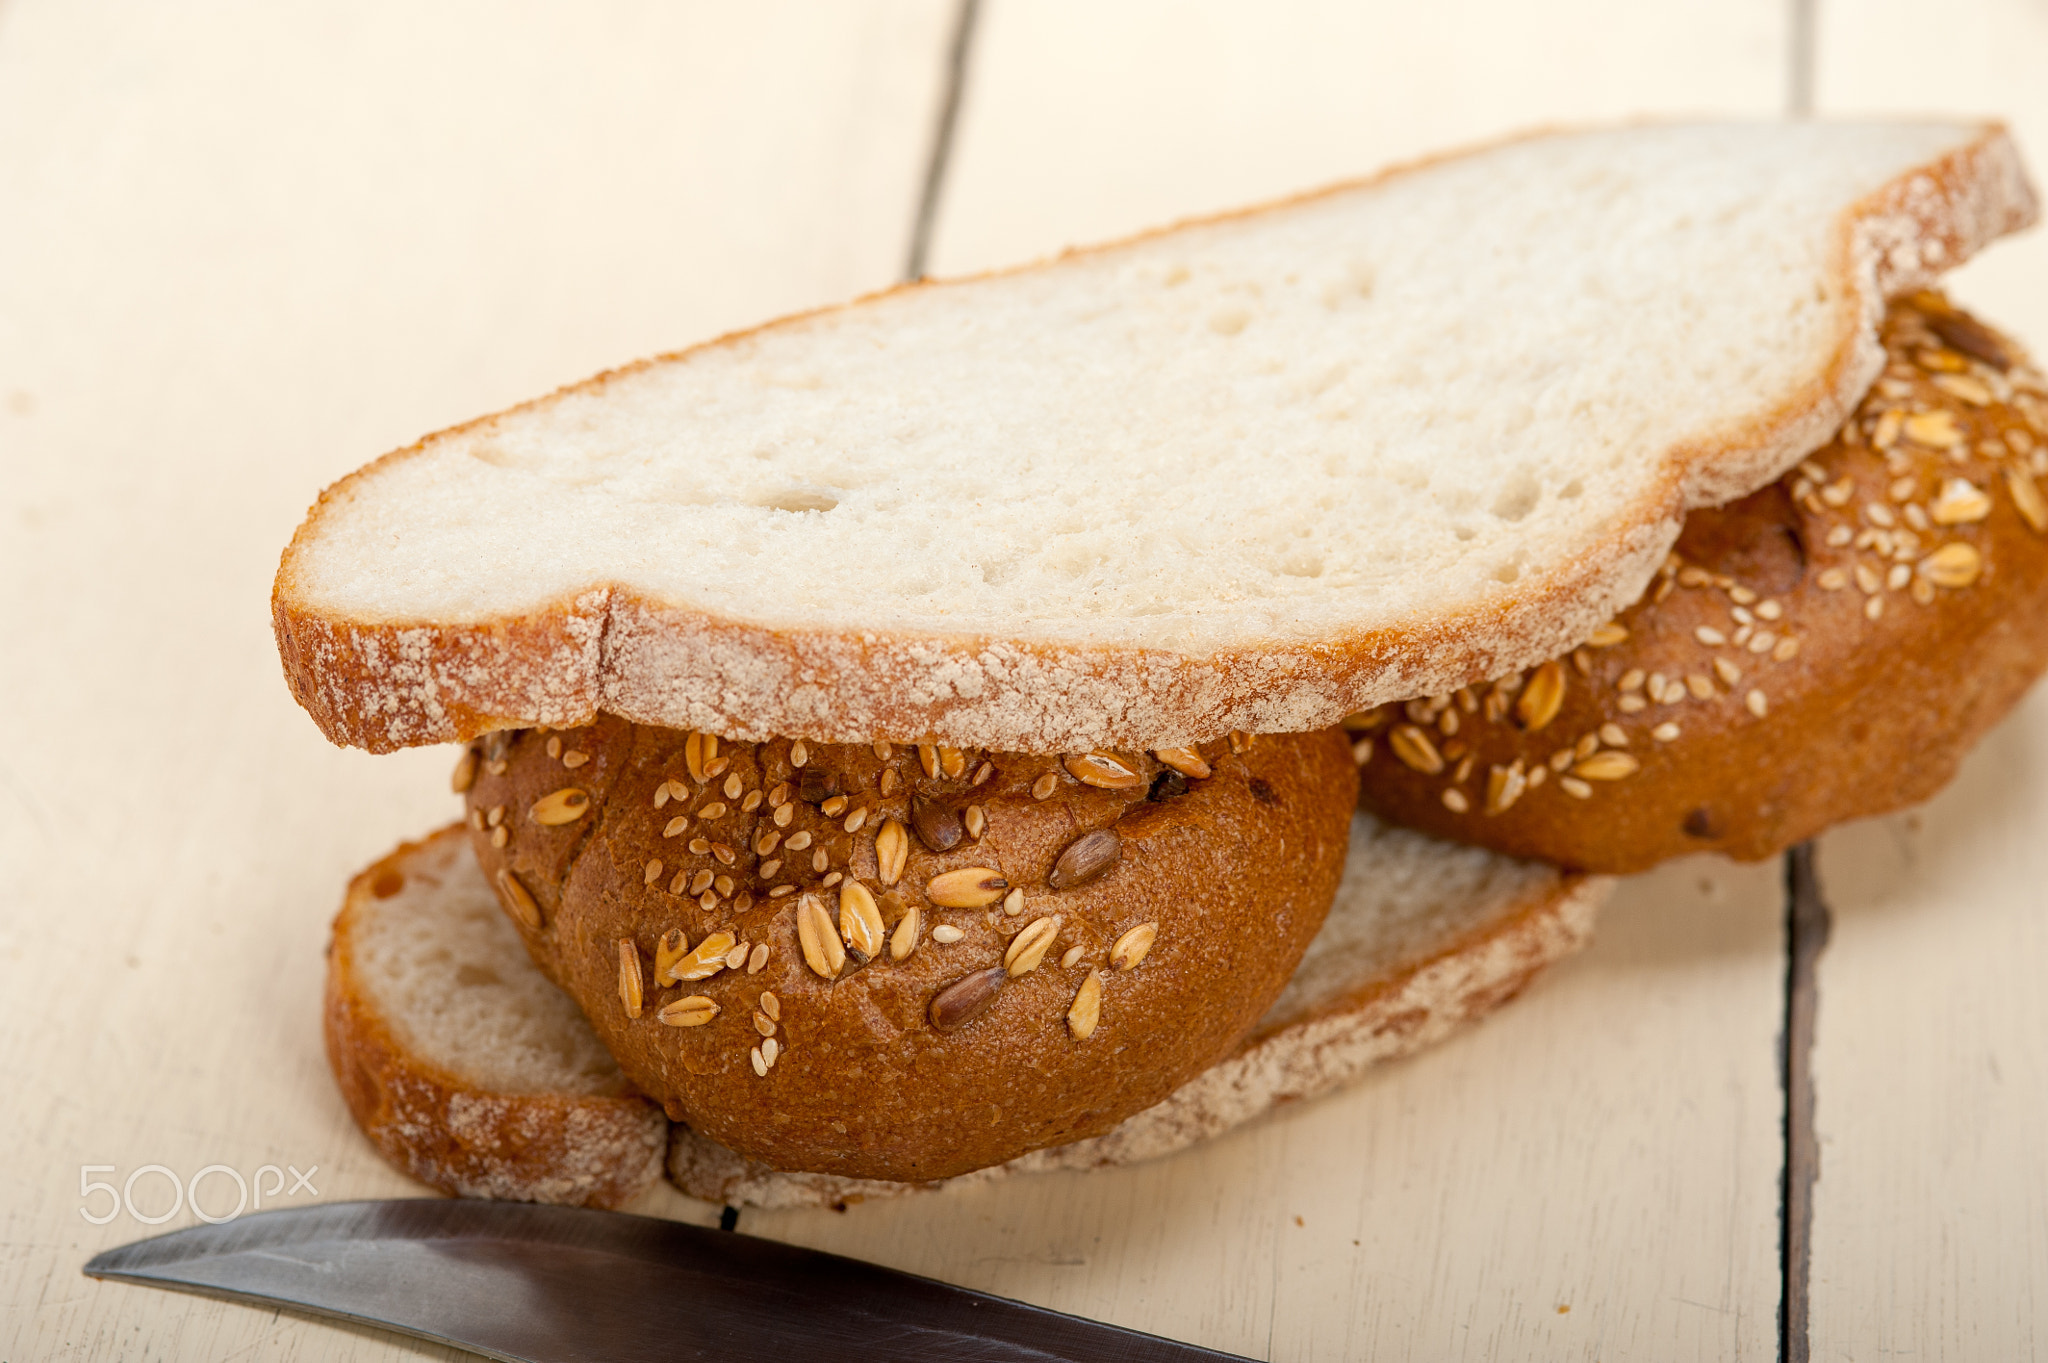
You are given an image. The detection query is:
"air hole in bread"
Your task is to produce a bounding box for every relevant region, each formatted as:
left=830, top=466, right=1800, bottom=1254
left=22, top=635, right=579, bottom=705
left=1559, top=478, right=1585, bottom=500
left=1490, top=469, right=1541, bottom=522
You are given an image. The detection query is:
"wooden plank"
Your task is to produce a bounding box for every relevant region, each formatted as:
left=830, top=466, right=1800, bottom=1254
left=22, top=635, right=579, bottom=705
left=1809, top=5, right=2048, bottom=1356
left=0, top=2, right=954, bottom=1357
left=927, top=0, right=1787, bottom=277
left=743, top=5, right=1794, bottom=1357
left=749, top=857, right=1788, bottom=1360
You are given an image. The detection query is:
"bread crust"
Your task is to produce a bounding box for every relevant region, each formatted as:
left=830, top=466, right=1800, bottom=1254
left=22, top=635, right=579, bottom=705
left=666, top=845, right=1610, bottom=1209
left=463, top=722, right=1358, bottom=1181
left=1354, top=295, right=2048, bottom=872
left=273, top=123, right=2038, bottom=756
left=324, top=827, right=667, bottom=1207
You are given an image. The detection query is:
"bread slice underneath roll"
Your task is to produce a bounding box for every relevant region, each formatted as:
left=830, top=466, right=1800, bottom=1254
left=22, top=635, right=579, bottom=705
left=326, top=817, right=1607, bottom=1208
left=324, top=825, right=667, bottom=1207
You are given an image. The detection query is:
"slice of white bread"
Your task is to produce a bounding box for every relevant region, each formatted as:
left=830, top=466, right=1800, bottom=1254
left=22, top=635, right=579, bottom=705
left=276, top=122, right=2036, bottom=756
left=323, top=816, right=1608, bottom=1208
left=324, top=825, right=667, bottom=1207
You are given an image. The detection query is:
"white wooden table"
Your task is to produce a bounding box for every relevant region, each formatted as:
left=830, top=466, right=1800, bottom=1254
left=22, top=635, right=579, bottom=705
left=3, top=3, right=2043, bottom=1358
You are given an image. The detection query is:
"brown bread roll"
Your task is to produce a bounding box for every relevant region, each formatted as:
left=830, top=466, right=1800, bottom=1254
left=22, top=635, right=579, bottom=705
left=459, top=723, right=1357, bottom=1181
left=1352, top=293, right=2048, bottom=873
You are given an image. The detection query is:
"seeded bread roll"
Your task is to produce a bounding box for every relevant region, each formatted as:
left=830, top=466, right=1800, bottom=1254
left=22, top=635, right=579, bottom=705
left=460, top=722, right=1356, bottom=1182
left=324, top=826, right=667, bottom=1207
left=1352, top=294, right=2048, bottom=873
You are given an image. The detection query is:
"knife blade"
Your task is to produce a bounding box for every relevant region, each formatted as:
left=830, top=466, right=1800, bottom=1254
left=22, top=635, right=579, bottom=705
left=84, top=1199, right=1251, bottom=1363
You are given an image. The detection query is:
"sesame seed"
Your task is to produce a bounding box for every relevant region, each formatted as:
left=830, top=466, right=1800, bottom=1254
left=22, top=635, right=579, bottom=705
left=1549, top=748, right=1574, bottom=773
left=1574, top=752, right=1640, bottom=781
left=750, top=1048, right=767, bottom=1078
left=546, top=736, right=561, bottom=759
left=1618, top=669, right=1645, bottom=693
left=562, top=750, right=589, bottom=769
left=1453, top=752, right=1476, bottom=784
left=1442, top=788, right=1470, bottom=813
left=1560, top=777, right=1594, bottom=799
left=644, top=859, right=663, bottom=886
left=758, top=858, right=781, bottom=879
left=1728, top=585, right=1758, bottom=605
left=1031, top=773, right=1059, bottom=800
left=1773, top=637, right=1800, bottom=662
left=1652, top=722, right=1680, bottom=742
left=1756, top=600, right=1782, bottom=621
left=748, top=944, right=769, bottom=973
left=932, top=924, right=964, bottom=944
left=784, top=830, right=812, bottom=852
left=769, top=884, right=796, bottom=898
left=1911, top=577, right=1937, bottom=605
left=789, top=741, right=808, bottom=768
left=1618, top=695, right=1647, bottom=714
left=1826, top=526, right=1853, bottom=548
left=490, top=826, right=508, bottom=849
left=1818, top=568, right=1849, bottom=591
left=1865, top=596, right=1885, bottom=620
left=1887, top=564, right=1911, bottom=591
left=687, top=837, right=710, bottom=855
left=1820, top=478, right=1855, bottom=507
left=1695, top=626, right=1727, bottom=647
left=773, top=803, right=794, bottom=828
left=813, top=849, right=829, bottom=873
left=1599, top=723, right=1628, bottom=747
left=1746, top=690, right=1768, bottom=719
left=1714, top=658, right=1742, bottom=685
left=1686, top=675, right=1714, bottom=699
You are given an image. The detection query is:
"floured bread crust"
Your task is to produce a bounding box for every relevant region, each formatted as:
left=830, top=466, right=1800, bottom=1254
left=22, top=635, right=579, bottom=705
left=1354, top=295, right=2048, bottom=871
left=324, top=827, right=667, bottom=1207
left=274, top=122, right=2037, bottom=755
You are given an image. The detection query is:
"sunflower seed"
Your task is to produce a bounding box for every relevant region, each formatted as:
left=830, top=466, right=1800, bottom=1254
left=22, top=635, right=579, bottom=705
left=796, top=893, right=844, bottom=980
left=1005, top=915, right=1063, bottom=976
left=617, top=940, right=644, bottom=1019
left=929, top=968, right=1005, bottom=1032
left=494, top=869, right=542, bottom=931
left=909, top=796, right=963, bottom=852
left=927, top=867, right=1009, bottom=908
left=1920, top=542, right=1983, bottom=588
left=1067, top=970, right=1105, bottom=1041
left=658, top=995, right=719, bottom=1027
left=1063, top=752, right=1144, bottom=789
left=1152, top=747, right=1212, bottom=779
left=1109, top=922, right=1158, bottom=971
left=450, top=749, right=478, bottom=794
left=889, top=904, right=922, bottom=961
left=1048, top=828, right=1120, bottom=890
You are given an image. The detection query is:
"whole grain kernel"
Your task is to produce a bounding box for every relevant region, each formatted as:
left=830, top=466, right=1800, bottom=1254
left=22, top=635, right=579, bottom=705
left=917, top=744, right=940, bottom=780
left=1920, top=542, right=1983, bottom=588
left=875, top=818, right=909, bottom=886
left=889, top=904, right=922, bottom=962
left=1110, top=922, right=1158, bottom=972
left=450, top=749, right=478, bottom=794
left=938, top=746, right=967, bottom=779
left=820, top=794, right=849, bottom=818
left=685, top=732, right=710, bottom=784
left=931, top=924, right=964, bottom=944
left=495, top=869, right=543, bottom=931
left=1560, top=776, right=1594, bottom=799
left=1031, top=773, right=1059, bottom=800
left=1588, top=622, right=1629, bottom=647
left=927, top=867, right=1009, bottom=908
left=1442, top=788, right=1471, bottom=813
left=1153, top=747, right=1212, bottom=779
left=1048, top=829, right=1120, bottom=890
left=1004, top=915, right=1062, bottom=976
left=796, top=894, right=845, bottom=979
left=1484, top=761, right=1527, bottom=816
left=1229, top=730, right=1255, bottom=754
left=1063, top=751, right=1144, bottom=789
left=617, top=940, right=644, bottom=1019
left=1389, top=725, right=1446, bottom=775
left=1932, top=478, right=1992, bottom=525
left=654, top=928, right=689, bottom=982
left=659, top=996, right=719, bottom=1028
left=1573, top=751, right=1640, bottom=781
left=674, top=931, right=737, bottom=982
left=930, top=968, right=1005, bottom=1032
left=840, top=882, right=885, bottom=959
left=1067, top=971, right=1105, bottom=1041
left=1515, top=661, right=1567, bottom=732
left=2007, top=467, right=2048, bottom=533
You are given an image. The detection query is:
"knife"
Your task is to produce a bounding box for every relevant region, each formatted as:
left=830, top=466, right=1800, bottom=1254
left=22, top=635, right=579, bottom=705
left=84, top=1199, right=1252, bottom=1362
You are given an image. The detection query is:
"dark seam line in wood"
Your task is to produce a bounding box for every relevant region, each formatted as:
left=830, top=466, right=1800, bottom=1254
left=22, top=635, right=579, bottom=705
left=1780, top=4, right=1821, bottom=1355
left=1780, top=843, right=1831, bottom=1363
left=904, top=0, right=983, bottom=281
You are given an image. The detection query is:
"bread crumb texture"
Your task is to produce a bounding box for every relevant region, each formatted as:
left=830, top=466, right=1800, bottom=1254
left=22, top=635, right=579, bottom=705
left=276, top=122, right=2037, bottom=752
